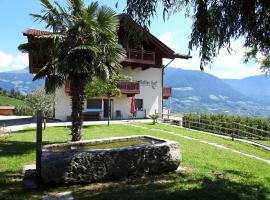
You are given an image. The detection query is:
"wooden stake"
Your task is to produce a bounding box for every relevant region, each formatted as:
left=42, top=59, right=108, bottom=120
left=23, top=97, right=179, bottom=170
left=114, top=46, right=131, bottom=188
left=36, top=110, right=43, bottom=179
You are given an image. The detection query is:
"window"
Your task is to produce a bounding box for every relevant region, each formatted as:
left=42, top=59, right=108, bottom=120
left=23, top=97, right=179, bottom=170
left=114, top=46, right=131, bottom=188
left=135, top=99, right=143, bottom=111
left=87, top=99, right=102, bottom=109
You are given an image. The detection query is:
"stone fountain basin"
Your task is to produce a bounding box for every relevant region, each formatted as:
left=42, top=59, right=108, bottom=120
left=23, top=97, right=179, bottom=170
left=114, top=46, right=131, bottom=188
left=41, top=135, right=181, bottom=185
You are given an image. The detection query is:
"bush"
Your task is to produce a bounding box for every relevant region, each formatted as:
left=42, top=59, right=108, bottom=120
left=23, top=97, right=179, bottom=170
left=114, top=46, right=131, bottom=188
left=14, top=105, right=34, bottom=116
left=149, top=114, right=159, bottom=125
left=25, top=88, right=54, bottom=117
left=183, top=113, right=270, bottom=139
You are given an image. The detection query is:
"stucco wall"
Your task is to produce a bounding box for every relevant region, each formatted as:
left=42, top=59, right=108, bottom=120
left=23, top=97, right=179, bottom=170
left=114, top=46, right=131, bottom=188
left=55, top=86, right=72, bottom=120
left=54, top=67, right=162, bottom=121
left=114, top=67, right=162, bottom=119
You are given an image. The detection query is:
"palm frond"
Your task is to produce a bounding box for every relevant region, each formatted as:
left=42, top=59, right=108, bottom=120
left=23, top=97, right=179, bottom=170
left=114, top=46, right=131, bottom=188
left=86, top=1, right=98, bottom=17
left=45, top=74, right=65, bottom=93
left=33, top=63, right=50, bottom=81
left=67, top=45, right=101, bottom=56
left=68, top=0, right=84, bottom=16
left=54, top=1, right=72, bottom=28
left=97, top=6, right=118, bottom=32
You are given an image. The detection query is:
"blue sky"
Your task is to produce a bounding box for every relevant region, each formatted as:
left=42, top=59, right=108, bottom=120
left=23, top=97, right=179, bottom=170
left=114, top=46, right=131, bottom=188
left=0, top=0, right=263, bottom=79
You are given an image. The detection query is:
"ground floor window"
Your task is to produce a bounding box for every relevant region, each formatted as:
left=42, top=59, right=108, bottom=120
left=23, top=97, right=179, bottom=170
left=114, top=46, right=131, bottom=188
left=135, top=99, right=143, bottom=111
left=87, top=99, right=102, bottom=110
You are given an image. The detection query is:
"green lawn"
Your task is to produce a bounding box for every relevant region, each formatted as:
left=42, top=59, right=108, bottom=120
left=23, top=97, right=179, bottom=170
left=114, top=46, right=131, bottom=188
left=138, top=123, right=270, bottom=160
left=0, top=124, right=270, bottom=200
left=252, top=139, right=270, bottom=147
left=0, top=95, right=26, bottom=106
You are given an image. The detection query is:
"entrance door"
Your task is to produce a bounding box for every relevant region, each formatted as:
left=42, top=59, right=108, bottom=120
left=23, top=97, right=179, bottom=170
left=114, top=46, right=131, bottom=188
left=103, top=99, right=113, bottom=118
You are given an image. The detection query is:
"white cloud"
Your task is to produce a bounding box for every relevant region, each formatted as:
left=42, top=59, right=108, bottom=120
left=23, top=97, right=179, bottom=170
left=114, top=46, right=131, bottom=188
left=209, top=41, right=262, bottom=79
left=159, top=32, right=263, bottom=79
left=0, top=51, right=28, bottom=72
left=159, top=32, right=178, bottom=51
left=0, top=52, right=13, bottom=68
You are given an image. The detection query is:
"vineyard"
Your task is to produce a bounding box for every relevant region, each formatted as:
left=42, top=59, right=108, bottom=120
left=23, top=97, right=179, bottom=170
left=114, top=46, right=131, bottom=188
left=181, top=113, right=270, bottom=147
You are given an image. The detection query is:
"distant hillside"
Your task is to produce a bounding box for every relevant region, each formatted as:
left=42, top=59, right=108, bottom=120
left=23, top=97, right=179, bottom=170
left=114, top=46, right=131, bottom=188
left=164, top=67, right=270, bottom=117
left=0, top=96, right=25, bottom=106
left=0, top=68, right=44, bottom=94
left=223, top=75, right=270, bottom=104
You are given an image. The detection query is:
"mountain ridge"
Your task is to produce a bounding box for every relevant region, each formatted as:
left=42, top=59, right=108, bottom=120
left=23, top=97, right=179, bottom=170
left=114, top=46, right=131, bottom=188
left=0, top=67, right=270, bottom=116
left=164, top=67, right=270, bottom=116
left=0, top=68, right=43, bottom=95
left=223, top=74, right=270, bottom=104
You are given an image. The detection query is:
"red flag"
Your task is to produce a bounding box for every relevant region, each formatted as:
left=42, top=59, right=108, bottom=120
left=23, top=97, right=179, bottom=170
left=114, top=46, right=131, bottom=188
left=130, top=97, right=136, bottom=116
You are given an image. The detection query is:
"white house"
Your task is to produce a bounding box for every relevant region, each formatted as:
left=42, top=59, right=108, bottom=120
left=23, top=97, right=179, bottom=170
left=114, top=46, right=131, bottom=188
left=23, top=15, right=191, bottom=121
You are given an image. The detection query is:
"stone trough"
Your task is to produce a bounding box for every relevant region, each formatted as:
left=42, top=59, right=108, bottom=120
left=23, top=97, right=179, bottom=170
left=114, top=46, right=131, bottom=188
left=41, top=135, right=181, bottom=185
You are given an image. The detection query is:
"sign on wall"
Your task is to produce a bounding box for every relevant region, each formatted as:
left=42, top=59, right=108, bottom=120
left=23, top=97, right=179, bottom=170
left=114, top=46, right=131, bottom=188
left=139, top=80, right=158, bottom=89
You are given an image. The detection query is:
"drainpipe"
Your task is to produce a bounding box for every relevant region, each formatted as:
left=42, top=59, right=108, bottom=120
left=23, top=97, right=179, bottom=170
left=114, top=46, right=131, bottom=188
left=162, top=58, right=175, bottom=118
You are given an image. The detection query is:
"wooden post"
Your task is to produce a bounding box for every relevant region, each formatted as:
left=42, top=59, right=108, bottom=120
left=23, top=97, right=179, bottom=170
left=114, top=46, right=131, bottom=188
left=36, top=110, right=43, bottom=178
left=231, top=123, right=235, bottom=141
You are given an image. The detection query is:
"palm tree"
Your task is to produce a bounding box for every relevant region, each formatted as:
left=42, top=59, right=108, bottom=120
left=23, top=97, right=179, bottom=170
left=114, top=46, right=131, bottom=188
left=19, top=0, right=125, bottom=141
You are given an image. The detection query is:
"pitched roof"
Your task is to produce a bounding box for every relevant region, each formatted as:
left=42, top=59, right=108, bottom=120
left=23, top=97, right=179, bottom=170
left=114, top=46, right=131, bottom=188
left=23, top=29, right=52, bottom=36
left=118, top=14, right=191, bottom=59
left=22, top=15, right=191, bottom=60
left=148, top=33, right=191, bottom=59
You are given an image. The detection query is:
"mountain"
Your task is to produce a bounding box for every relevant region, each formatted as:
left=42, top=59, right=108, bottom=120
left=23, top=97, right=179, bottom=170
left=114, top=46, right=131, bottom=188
left=223, top=75, right=270, bottom=104
left=0, top=68, right=44, bottom=95
left=1, top=67, right=270, bottom=116
left=164, top=67, right=270, bottom=117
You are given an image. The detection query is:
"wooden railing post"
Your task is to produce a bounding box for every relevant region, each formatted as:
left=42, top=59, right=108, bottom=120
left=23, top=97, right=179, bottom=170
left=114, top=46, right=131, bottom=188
left=36, top=110, right=43, bottom=179
left=231, top=122, right=235, bottom=141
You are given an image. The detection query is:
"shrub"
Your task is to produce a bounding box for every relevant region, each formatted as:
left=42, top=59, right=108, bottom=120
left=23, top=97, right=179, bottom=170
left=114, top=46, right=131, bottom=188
left=14, top=105, right=34, bottom=116
left=25, top=88, right=54, bottom=117
left=149, top=114, right=159, bottom=125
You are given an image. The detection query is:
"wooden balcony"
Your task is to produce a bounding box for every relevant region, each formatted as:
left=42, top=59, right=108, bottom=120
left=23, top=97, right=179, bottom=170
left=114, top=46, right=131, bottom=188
left=124, top=49, right=155, bottom=65
left=163, top=87, right=172, bottom=99
left=118, top=81, right=140, bottom=95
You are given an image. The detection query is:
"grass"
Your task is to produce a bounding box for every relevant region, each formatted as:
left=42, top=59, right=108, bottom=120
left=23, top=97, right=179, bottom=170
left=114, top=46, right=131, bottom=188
left=137, top=123, right=270, bottom=160
left=0, top=95, right=26, bottom=106
left=0, top=124, right=270, bottom=200
left=252, top=139, right=270, bottom=147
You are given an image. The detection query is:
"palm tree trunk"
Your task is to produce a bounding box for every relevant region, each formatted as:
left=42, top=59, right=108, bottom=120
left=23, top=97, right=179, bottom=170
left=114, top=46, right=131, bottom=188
left=71, top=75, right=86, bottom=141
left=107, top=95, right=110, bottom=126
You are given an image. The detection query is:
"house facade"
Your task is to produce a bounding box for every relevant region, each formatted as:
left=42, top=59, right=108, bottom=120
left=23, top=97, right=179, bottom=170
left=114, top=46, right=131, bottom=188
left=23, top=15, right=191, bottom=121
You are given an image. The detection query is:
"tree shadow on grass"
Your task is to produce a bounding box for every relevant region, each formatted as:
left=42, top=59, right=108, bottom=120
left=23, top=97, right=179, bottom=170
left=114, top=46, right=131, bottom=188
left=69, top=171, right=270, bottom=200
left=0, top=141, right=36, bottom=157
left=0, top=139, right=65, bottom=158
left=0, top=170, right=42, bottom=200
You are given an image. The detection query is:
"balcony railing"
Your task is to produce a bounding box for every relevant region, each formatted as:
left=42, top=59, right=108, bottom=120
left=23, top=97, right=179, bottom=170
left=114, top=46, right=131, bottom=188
left=163, top=87, right=172, bottom=99
left=29, top=48, right=156, bottom=74
left=125, top=49, right=155, bottom=65
left=118, top=81, right=140, bottom=95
